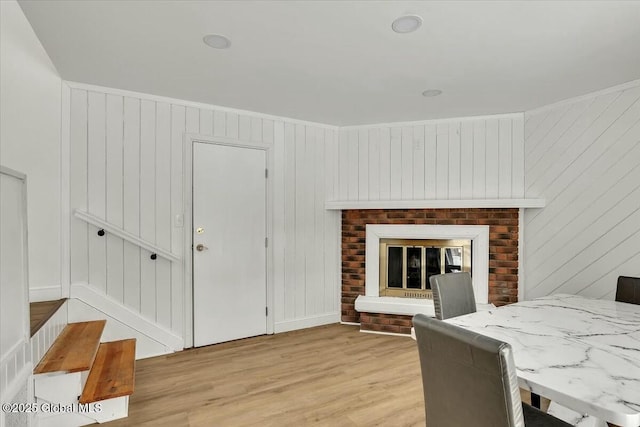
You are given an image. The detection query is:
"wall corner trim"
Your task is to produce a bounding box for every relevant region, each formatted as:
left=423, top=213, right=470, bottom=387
left=339, top=111, right=525, bottom=130
left=525, top=79, right=640, bottom=116
left=62, top=80, right=339, bottom=130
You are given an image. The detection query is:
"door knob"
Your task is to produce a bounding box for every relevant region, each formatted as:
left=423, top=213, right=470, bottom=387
left=196, top=244, right=208, bottom=252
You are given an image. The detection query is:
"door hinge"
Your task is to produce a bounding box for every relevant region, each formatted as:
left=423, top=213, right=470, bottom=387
left=265, top=168, right=268, bottom=179
left=266, top=307, right=268, bottom=316
left=265, top=237, right=268, bottom=248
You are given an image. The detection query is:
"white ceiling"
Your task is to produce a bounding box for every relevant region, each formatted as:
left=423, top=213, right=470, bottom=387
left=18, top=0, right=640, bottom=126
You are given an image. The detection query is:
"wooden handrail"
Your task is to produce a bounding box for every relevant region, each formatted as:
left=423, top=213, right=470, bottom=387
left=74, top=209, right=181, bottom=262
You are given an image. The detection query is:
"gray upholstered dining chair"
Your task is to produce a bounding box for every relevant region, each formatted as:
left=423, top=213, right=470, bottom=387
left=412, top=314, right=572, bottom=427
left=615, top=276, right=640, bottom=305
left=430, top=272, right=476, bottom=320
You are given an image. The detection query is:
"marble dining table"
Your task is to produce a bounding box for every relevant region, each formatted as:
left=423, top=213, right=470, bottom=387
left=446, top=294, right=640, bottom=427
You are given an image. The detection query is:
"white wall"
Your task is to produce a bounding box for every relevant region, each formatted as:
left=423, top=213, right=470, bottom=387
left=335, top=114, right=525, bottom=202
left=65, top=82, right=341, bottom=346
left=0, top=169, right=31, bottom=427
left=272, top=120, right=342, bottom=332
left=8, top=0, right=636, bottom=354
left=524, top=81, right=640, bottom=299
left=0, top=0, right=62, bottom=300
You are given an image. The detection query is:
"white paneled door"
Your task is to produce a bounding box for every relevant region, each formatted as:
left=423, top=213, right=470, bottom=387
left=193, top=142, right=267, bottom=347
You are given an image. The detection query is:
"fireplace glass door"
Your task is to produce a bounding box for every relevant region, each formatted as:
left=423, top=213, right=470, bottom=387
left=380, top=239, right=471, bottom=299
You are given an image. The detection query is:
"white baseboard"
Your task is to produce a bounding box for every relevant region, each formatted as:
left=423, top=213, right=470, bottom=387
left=68, top=298, right=173, bottom=360
left=29, top=285, right=62, bottom=302
left=70, top=283, right=183, bottom=354
left=274, top=312, right=340, bottom=333
left=360, top=329, right=412, bottom=338
left=340, top=321, right=360, bottom=326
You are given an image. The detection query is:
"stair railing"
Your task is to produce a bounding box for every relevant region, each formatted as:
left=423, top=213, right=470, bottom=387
left=73, top=209, right=181, bottom=262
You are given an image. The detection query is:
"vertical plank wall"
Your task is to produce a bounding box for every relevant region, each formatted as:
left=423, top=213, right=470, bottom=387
left=524, top=83, right=640, bottom=299
left=67, top=83, right=341, bottom=343
left=336, top=114, right=525, bottom=201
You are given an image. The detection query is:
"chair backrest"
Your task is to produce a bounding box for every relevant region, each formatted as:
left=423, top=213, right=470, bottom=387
left=430, top=272, right=477, bottom=320
left=412, top=313, right=524, bottom=427
left=615, top=276, right=640, bottom=305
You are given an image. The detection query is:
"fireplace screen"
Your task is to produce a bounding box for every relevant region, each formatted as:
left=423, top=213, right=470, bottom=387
left=379, top=239, right=471, bottom=299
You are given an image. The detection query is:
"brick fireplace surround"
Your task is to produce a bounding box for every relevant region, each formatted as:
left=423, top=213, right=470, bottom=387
left=341, top=208, right=519, bottom=335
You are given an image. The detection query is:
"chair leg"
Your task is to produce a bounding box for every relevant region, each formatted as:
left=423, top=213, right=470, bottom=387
left=531, top=392, right=541, bottom=409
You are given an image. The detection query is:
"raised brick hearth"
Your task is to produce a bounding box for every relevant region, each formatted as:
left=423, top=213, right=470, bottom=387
left=341, top=208, right=519, bottom=334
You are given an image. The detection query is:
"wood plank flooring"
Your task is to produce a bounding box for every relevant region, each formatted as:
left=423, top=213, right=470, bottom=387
left=101, top=324, right=545, bottom=427
left=30, top=299, right=66, bottom=336
left=101, top=324, right=423, bottom=426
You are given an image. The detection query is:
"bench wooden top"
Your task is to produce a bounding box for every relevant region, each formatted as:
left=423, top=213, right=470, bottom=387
left=33, top=320, right=106, bottom=374
left=80, top=339, right=136, bottom=403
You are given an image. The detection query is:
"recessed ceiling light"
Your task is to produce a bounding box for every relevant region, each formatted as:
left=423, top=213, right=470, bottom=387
left=391, top=15, right=423, bottom=33
left=422, top=89, right=443, bottom=97
left=203, top=34, right=231, bottom=49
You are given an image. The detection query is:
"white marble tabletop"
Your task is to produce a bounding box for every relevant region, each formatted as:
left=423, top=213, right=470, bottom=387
left=446, top=294, right=640, bottom=427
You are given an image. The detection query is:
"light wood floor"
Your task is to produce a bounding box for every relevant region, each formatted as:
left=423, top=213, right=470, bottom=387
left=30, top=299, right=65, bottom=336
left=101, top=324, right=544, bottom=427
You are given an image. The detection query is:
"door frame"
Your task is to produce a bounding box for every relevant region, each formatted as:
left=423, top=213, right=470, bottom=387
left=182, top=134, right=274, bottom=348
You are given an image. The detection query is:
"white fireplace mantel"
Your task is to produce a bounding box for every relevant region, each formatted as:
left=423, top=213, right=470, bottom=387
left=326, top=198, right=545, bottom=210
left=355, top=224, right=492, bottom=317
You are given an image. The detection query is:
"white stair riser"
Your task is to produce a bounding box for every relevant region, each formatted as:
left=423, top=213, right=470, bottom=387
left=34, top=396, right=129, bottom=426
left=34, top=370, right=130, bottom=425
left=91, top=396, right=129, bottom=424
left=34, top=372, right=82, bottom=404
left=37, top=411, right=95, bottom=427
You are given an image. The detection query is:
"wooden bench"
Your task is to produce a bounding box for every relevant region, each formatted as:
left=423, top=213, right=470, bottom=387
left=80, top=339, right=136, bottom=403
left=34, top=320, right=106, bottom=374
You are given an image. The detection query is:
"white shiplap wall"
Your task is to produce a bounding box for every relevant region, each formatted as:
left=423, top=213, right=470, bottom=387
left=524, top=83, right=640, bottom=299
left=66, top=82, right=340, bottom=345
left=273, top=123, right=341, bottom=330
left=335, top=114, right=525, bottom=202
